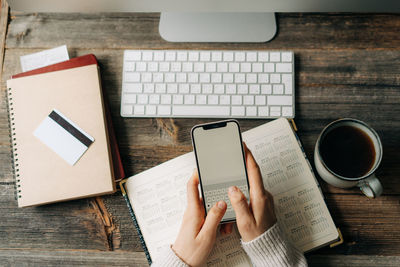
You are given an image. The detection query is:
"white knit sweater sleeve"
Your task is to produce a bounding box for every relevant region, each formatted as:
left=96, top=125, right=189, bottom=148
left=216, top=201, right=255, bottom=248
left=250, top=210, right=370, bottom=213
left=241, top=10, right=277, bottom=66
left=151, top=246, right=189, bottom=267
left=151, top=223, right=307, bottom=267
left=241, top=223, right=308, bottom=267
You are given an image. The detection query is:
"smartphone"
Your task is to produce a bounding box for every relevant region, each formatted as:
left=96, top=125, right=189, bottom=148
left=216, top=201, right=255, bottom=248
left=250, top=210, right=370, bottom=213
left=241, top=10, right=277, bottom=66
left=191, top=119, right=250, bottom=223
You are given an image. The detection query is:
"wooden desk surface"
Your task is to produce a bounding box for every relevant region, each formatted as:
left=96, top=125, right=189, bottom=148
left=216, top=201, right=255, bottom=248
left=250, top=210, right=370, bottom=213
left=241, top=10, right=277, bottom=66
left=0, top=4, right=399, bottom=266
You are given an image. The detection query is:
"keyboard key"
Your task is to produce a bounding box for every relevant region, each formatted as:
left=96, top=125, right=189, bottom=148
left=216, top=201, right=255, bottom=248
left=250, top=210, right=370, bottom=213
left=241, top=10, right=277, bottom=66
left=199, top=73, right=210, bottom=83
left=238, top=84, right=248, bottom=94
left=173, top=106, right=230, bottom=116
left=153, top=73, right=164, bottom=83
left=124, top=62, right=135, bottom=72
left=211, top=52, right=222, bottom=61
left=188, top=73, right=199, bottom=83
left=264, top=63, right=274, bottom=72
left=134, top=105, right=145, bottom=114
left=281, top=52, right=293, bottom=62
left=177, top=51, right=188, bottom=61
left=208, top=95, right=219, bottom=105
left=125, top=72, right=141, bottom=82
left=159, top=62, right=170, bottom=72
left=173, top=95, right=184, bottom=104
left=148, top=62, right=158, bottom=72
left=188, top=52, right=199, bottom=61
left=246, top=52, right=257, bottom=62
left=223, top=73, right=234, bottom=83
left=167, top=84, right=178, bottom=93
left=232, top=95, right=242, bottom=105
left=158, top=105, right=171, bottom=115
left=270, top=74, right=281, bottom=83
left=190, top=84, right=201, bottom=94
left=176, top=73, right=187, bottom=83
left=124, top=94, right=136, bottom=104
left=196, top=95, right=207, bottom=104
left=138, top=94, right=148, bottom=104
left=214, top=84, right=224, bottom=94
left=194, top=62, right=205, bottom=72
left=226, top=84, right=236, bottom=94
left=273, top=84, right=284, bottom=94
left=202, top=84, right=213, bottom=94
left=276, top=63, right=292, bottom=73
left=179, top=84, right=190, bottom=93
left=144, top=83, right=155, bottom=93
left=246, top=106, right=257, bottom=116
left=125, top=51, right=141, bottom=61
left=261, top=84, right=272, bottom=95
left=258, top=106, right=269, bottom=117
left=141, top=73, right=152, bottom=82
left=223, top=52, right=234, bottom=62
left=146, top=105, right=157, bottom=115
left=252, top=63, right=263, bottom=73
left=184, top=94, right=195, bottom=104
left=161, top=94, right=172, bottom=104
left=258, top=74, right=269, bottom=83
left=205, top=62, right=216, bottom=72
left=211, top=73, right=222, bottom=83
left=246, top=73, right=257, bottom=83
left=122, top=105, right=133, bottom=115
left=165, top=51, right=176, bottom=61
left=249, top=84, right=260, bottom=94
left=241, top=63, right=251, bottom=72
left=165, top=73, right=175, bottom=83
left=270, top=106, right=281, bottom=117
left=270, top=52, right=280, bottom=62
left=155, top=84, right=166, bottom=93
left=182, top=62, right=193, bottom=72
left=255, top=95, right=266, bottom=105
left=235, top=52, right=246, bottom=62
left=229, top=63, right=240, bottom=73
left=282, top=106, right=293, bottom=117
left=200, top=51, right=211, bottom=61
left=258, top=52, right=269, bottom=62
left=149, top=94, right=160, bottom=104
left=171, top=62, right=181, bottom=72
left=124, top=83, right=142, bottom=93
left=244, top=95, right=254, bottom=105
left=217, top=62, right=228, bottom=72
left=232, top=106, right=245, bottom=116
left=220, top=95, right=230, bottom=105
left=234, top=73, right=245, bottom=83
left=153, top=51, right=164, bottom=61
left=268, top=96, right=292, bottom=106
left=142, top=51, right=153, bottom=61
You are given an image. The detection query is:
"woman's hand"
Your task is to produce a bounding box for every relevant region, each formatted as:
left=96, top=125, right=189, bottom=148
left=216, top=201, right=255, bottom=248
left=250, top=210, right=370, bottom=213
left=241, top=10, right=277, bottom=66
left=172, top=171, right=227, bottom=267
left=228, top=143, right=277, bottom=242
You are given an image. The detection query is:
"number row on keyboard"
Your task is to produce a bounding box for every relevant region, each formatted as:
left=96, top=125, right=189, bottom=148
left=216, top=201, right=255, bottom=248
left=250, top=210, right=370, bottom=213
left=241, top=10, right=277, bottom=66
left=124, top=61, right=292, bottom=73
left=125, top=51, right=293, bottom=63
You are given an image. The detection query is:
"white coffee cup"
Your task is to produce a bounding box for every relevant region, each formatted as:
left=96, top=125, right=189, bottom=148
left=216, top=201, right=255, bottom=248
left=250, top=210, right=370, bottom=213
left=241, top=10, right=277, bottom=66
left=314, top=118, right=383, bottom=198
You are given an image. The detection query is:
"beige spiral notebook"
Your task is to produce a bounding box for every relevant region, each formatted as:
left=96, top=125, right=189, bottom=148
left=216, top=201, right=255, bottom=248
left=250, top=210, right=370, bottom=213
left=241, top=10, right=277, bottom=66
left=7, top=64, right=116, bottom=207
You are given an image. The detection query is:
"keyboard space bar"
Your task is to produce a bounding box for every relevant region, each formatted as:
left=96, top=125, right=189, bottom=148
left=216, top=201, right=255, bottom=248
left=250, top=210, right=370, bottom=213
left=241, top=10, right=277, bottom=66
left=172, top=106, right=230, bottom=116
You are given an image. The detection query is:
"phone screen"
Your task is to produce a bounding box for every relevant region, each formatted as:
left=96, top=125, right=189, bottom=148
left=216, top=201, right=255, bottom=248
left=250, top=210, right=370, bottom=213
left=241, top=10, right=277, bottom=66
left=192, top=120, right=249, bottom=222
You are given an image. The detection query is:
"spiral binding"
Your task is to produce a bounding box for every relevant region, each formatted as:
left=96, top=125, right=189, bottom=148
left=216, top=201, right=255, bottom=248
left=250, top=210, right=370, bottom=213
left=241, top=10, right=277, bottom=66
left=6, top=87, right=21, bottom=201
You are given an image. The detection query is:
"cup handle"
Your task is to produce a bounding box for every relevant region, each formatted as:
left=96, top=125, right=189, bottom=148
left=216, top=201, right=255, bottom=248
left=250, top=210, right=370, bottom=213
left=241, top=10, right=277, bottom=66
left=358, top=174, right=383, bottom=198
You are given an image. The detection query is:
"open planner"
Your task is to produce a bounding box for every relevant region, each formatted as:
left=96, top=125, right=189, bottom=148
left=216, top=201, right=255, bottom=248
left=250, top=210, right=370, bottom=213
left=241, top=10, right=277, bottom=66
left=121, top=118, right=340, bottom=266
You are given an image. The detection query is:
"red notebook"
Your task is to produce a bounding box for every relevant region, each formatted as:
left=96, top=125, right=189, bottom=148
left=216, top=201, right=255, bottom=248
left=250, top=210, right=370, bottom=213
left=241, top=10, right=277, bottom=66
left=12, top=54, right=125, bottom=181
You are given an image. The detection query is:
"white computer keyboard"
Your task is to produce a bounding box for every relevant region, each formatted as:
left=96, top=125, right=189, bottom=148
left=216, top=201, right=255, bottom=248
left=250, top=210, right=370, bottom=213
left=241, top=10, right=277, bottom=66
left=121, top=50, right=294, bottom=118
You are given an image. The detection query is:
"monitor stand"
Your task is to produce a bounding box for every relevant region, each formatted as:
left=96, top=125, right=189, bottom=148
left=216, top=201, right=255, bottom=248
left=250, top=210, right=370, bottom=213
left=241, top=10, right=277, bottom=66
left=159, top=13, right=277, bottom=43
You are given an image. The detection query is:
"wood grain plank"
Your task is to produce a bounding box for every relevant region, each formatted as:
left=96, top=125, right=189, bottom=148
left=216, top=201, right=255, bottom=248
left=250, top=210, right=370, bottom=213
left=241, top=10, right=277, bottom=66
left=307, top=255, right=400, bottom=267
left=0, top=0, right=8, bottom=79
left=0, top=184, right=120, bottom=251
left=4, top=13, right=400, bottom=50
left=0, top=249, right=148, bottom=266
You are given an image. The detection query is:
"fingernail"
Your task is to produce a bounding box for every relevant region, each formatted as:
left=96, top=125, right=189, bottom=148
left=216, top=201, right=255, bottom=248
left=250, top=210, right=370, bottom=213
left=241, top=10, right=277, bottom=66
left=217, top=201, right=226, bottom=209
left=228, top=186, right=238, bottom=195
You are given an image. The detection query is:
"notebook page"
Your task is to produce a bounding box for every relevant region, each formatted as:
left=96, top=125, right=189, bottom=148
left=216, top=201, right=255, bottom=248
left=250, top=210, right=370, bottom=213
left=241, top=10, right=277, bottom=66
left=124, top=153, right=251, bottom=266
left=242, top=118, right=338, bottom=252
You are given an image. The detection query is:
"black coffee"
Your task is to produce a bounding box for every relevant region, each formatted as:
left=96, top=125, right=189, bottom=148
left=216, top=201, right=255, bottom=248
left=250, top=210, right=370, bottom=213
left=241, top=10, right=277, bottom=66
left=320, top=125, right=375, bottom=178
